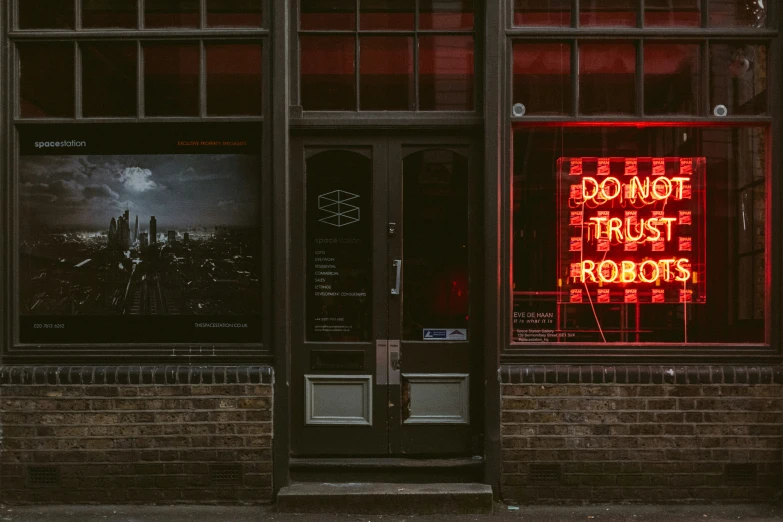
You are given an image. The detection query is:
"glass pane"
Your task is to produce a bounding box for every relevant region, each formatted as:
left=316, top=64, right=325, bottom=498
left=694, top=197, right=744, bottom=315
left=301, top=36, right=356, bottom=111
left=645, top=0, right=701, bottom=27
left=419, top=36, right=475, bottom=111
left=580, top=0, right=637, bottom=26
left=737, top=189, right=753, bottom=254
left=19, top=43, right=74, bottom=118
left=420, top=0, right=474, bottom=30
left=644, top=43, right=700, bottom=115
left=19, top=0, right=75, bottom=29
left=710, top=0, right=766, bottom=27
left=207, top=0, right=263, bottom=27
left=360, top=37, right=414, bottom=111
left=710, top=43, right=767, bottom=116
left=82, top=0, right=137, bottom=28
left=736, top=127, right=766, bottom=187
left=306, top=151, right=373, bottom=342
left=82, top=43, right=137, bottom=117
left=207, top=43, right=263, bottom=116
left=145, top=0, right=199, bottom=28
left=513, top=42, right=571, bottom=115
left=300, top=0, right=355, bottom=30
left=579, top=42, right=636, bottom=115
left=360, top=0, right=415, bottom=30
left=403, top=150, right=469, bottom=341
left=144, top=43, right=200, bottom=116
left=512, top=126, right=767, bottom=344
left=514, top=0, right=571, bottom=26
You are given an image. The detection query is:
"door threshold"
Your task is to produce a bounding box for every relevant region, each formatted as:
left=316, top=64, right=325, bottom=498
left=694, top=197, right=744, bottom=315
left=289, top=457, right=484, bottom=483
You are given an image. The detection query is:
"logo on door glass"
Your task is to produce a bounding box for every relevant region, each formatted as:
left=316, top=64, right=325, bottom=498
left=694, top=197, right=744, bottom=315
left=318, top=190, right=361, bottom=227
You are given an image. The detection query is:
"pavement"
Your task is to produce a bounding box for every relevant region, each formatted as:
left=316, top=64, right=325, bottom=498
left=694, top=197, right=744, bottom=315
left=0, top=504, right=782, bottom=522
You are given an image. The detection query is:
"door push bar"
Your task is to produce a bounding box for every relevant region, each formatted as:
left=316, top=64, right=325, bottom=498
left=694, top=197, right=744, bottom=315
left=391, top=259, right=402, bottom=295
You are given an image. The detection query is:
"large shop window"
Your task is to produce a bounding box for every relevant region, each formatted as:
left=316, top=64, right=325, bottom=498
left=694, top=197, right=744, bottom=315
left=299, top=0, right=475, bottom=111
left=512, top=125, right=768, bottom=344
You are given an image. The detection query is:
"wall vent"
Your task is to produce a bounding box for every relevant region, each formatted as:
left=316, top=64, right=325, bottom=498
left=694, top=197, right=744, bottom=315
left=725, top=463, right=757, bottom=485
left=210, top=464, right=243, bottom=486
left=529, top=463, right=561, bottom=484
left=27, top=466, right=60, bottom=488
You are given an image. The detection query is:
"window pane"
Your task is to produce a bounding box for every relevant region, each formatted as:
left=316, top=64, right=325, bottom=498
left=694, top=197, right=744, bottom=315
left=360, top=37, right=414, bottom=111
left=207, top=44, right=263, bottom=116
left=82, top=43, right=137, bottom=117
left=513, top=42, right=571, bottom=115
left=710, top=43, right=767, bottom=116
left=82, top=0, right=138, bottom=28
left=512, top=126, right=767, bottom=344
left=145, top=0, right=199, bottom=28
left=300, top=0, right=356, bottom=30
left=710, top=0, right=766, bottom=27
left=19, top=43, right=74, bottom=118
left=645, top=0, right=701, bottom=27
left=306, top=151, right=373, bottom=342
left=580, top=0, right=637, bottom=26
left=360, top=0, right=415, bottom=30
left=18, top=0, right=74, bottom=29
left=144, top=43, right=200, bottom=116
left=419, top=36, right=475, bottom=111
left=301, top=36, right=356, bottom=111
left=644, top=43, right=701, bottom=115
left=403, top=150, right=470, bottom=341
left=514, top=0, right=571, bottom=26
left=207, top=0, right=263, bottom=27
left=420, top=0, right=474, bottom=30
left=579, top=42, right=636, bottom=115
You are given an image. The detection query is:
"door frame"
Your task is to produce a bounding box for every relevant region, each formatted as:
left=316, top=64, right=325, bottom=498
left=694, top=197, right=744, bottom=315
left=289, top=132, right=485, bottom=458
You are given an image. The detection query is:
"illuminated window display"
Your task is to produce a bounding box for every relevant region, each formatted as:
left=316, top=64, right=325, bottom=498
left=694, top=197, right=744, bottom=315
left=513, top=126, right=767, bottom=344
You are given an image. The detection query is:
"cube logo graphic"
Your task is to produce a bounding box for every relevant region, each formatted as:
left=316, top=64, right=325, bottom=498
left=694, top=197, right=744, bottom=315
left=318, top=190, right=361, bottom=227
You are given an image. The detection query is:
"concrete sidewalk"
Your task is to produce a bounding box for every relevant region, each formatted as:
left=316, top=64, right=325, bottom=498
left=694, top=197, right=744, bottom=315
left=1, top=504, right=781, bottom=522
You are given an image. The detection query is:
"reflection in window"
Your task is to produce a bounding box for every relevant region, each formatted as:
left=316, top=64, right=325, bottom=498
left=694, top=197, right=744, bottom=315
left=207, top=44, right=263, bottom=116
left=710, top=0, right=766, bottom=27
left=513, top=42, right=571, bottom=115
left=420, top=0, right=474, bottom=30
left=82, top=0, right=138, bottom=28
left=19, top=43, right=75, bottom=118
left=403, top=150, right=469, bottom=341
left=207, top=0, right=263, bottom=27
left=644, top=43, right=700, bottom=115
left=144, top=43, right=200, bottom=116
left=82, top=43, right=137, bottom=117
left=579, top=42, right=636, bottom=115
left=360, top=37, right=414, bottom=111
left=710, top=43, right=768, bottom=116
left=645, top=0, right=700, bottom=27
left=419, top=36, right=475, bottom=111
left=360, top=0, right=415, bottom=30
left=145, top=0, right=200, bottom=28
left=300, top=36, right=356, bottom=111
left=580, top=0, right=637, bottom=27
left=300, top=0, right=356, bottom=30
left=514, top=0, right=571, bottom=26
left=511, top=126, right=767, bottom=344
left=18, top=0, right=74, bottom=29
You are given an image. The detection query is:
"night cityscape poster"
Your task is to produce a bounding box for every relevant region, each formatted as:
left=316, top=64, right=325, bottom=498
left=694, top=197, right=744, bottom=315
left=18, top=130, right=262, bottom=343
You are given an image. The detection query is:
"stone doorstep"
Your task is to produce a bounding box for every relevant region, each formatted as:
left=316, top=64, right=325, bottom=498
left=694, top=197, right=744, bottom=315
left=276, top=482, right=494, bottom=515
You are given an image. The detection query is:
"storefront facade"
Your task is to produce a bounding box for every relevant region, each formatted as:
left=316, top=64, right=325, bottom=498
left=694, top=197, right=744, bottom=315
left=0, top=0, right=781, bottom=505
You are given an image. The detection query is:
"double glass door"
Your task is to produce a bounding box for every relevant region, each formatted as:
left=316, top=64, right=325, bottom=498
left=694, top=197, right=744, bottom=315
left=291, top=136, right=481, bottom=457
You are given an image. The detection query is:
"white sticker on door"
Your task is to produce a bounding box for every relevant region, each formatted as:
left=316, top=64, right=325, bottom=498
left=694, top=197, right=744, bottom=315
left=423, top=328, right=467, bottom=341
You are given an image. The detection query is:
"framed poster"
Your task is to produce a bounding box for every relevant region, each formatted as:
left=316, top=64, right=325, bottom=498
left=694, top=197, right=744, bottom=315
left=16, top=126, right=262, bottom=344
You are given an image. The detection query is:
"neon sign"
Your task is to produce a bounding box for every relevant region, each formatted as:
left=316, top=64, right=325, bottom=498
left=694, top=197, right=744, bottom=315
left=558, top=157, right=706, bottom=304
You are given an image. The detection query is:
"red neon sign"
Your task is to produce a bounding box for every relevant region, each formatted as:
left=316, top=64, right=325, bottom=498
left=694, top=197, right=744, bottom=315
left=558, top=156, right=706, bottom=304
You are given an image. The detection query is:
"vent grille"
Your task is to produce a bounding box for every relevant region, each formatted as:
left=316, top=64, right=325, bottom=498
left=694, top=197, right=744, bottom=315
left=210, top=464, right=242, bottom=486
left=28, top=466, right=60, bottom=488
left=529, top=463, right=561, bottom=484
left=726, top=463, right=757, bottom=485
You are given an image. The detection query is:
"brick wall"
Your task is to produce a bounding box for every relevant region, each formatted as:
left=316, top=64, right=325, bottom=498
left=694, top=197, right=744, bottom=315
left=0, top=366, right=273, bottom=504
left=501, top=365, right=782, bottom=503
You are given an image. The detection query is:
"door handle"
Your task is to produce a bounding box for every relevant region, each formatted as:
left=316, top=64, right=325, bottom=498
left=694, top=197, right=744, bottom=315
left=391, top=259, right=402, bottom=295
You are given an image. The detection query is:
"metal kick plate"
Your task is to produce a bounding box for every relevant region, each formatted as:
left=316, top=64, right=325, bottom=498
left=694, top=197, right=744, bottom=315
left=375, top=340, right=388, bottom=385
left=388, top=340, right=401, bottom=385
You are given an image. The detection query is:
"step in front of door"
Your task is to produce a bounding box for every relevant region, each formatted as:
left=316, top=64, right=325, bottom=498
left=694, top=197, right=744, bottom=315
left=289, top=457, right=484, bottom=483
left=276, top=482, right=493, bottom=515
